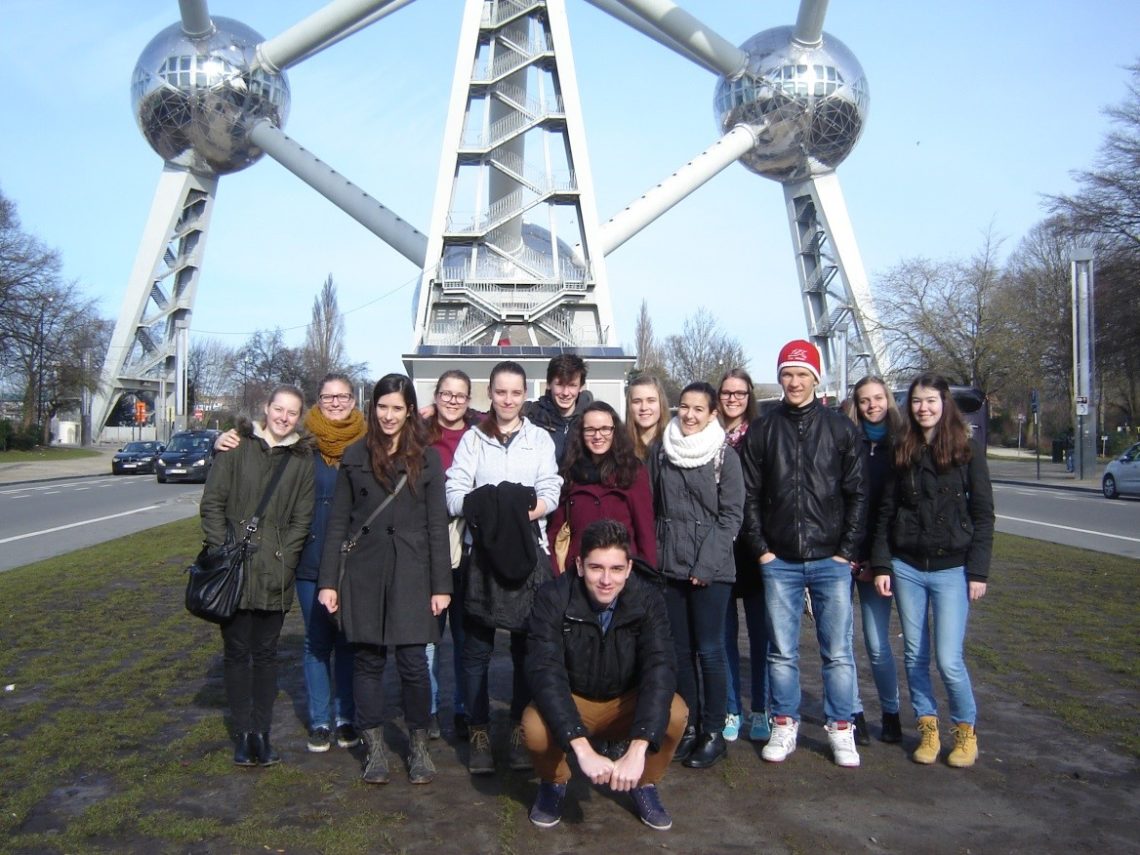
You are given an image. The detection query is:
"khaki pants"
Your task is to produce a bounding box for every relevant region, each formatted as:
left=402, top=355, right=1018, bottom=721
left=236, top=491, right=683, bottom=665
left=522, top=691, right=689, bottom=786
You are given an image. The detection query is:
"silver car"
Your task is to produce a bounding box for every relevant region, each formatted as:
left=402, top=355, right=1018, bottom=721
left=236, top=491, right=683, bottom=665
left=1102, top=442, right=1140, bottom=499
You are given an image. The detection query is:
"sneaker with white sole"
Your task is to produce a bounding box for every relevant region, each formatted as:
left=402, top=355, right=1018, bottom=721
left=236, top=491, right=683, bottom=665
left=761, top=716, right=798, bottom=762
left=723, top=713, right=741, bottom=742
left=826, top=720, right=861, bottom=767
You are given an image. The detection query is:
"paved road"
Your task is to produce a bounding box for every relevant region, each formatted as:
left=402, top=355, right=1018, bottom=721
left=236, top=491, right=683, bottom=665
left=994, top=481, right=1140, bottom=559
left=0, top=474, right=203, bottom=572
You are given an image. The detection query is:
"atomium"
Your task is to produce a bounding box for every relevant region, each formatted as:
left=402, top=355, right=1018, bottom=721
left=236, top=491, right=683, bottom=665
left=131, top=17, right=290, bottom=175
left=714, top=25, right=869, bottom=182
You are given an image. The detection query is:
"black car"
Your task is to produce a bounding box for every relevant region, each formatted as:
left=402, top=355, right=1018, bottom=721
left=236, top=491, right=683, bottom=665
left=155, top=430, right=220, bottom=483
left=111, top=441, right=164, bottom=475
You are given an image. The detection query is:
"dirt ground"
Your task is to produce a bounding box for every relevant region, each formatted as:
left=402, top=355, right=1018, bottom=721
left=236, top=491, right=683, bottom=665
left=77, top=607, right=1140, bottom=855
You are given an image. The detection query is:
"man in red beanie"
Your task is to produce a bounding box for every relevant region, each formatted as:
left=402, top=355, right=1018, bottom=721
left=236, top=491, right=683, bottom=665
left=738, top=339, right=867, bottom=768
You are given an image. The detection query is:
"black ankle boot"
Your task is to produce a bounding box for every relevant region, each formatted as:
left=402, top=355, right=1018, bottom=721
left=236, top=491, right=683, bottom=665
left=672, top=725, right=698, bottom=763
left=252, top=732, right=280, bottom=766
left=852, top=712, right=871, bottom=746
left=683, top=731, right=727, bottom=768
left=881, top=712, right=902, bottom=743
left=233, top=732, right=256, bottom=766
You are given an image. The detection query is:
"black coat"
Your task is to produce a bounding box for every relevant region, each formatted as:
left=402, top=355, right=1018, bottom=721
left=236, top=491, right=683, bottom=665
left=318, top=441, right=452, bottom=646
left=526, top=571, right=676, bottom=752
left=871, top=439, right=995, bottom=581
left=740, top=400, right=867, bottom=562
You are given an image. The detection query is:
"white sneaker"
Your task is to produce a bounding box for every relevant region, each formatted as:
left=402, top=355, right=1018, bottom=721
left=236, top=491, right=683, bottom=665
left=826, top=720, right=861, bottom=767
left=761, top=716, right=799, bottom=762
left=723, top=713, right=741, bottom=742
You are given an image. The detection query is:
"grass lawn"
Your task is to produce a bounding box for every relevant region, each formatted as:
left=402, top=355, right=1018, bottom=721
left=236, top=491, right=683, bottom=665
left=0, top=447, right=102, bottom=462
left=0, top=522, right=1136, bottom=853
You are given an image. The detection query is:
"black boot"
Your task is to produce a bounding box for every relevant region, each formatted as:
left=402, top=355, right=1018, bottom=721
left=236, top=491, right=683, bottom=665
left=361, top=726, right=390, bottom=784
left=683, top=731, right=727, bottom=768
left=672, top=725, right=698, bottom=763
left=233, top=732, right=256, bottom=766
left=852, top=712, right=871, bottom=747
left=881, top=712, right=903, bottom=744
left=408, top=729, right=436, bottom=784
left=252, top=732, right=280, bottom=766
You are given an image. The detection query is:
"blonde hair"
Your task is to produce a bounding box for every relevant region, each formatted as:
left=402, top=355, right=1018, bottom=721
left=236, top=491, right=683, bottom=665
left=625, top=374, right=670, bottom=461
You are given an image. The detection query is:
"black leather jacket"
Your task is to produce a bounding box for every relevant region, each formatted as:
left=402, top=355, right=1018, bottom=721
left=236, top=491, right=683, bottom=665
left=740, top=400, right=867, bottom=562
left=526, top=571, right=676, bottom=752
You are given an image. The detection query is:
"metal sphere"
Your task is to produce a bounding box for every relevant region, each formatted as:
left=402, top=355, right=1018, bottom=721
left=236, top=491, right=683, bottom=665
left=130, top=17, right=290, bottom=176
left=714, top=26, right=869, bottom=181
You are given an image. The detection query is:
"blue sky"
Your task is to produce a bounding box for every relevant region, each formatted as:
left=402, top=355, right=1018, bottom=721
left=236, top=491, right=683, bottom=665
left=2, top=1, right=1138, bottom=384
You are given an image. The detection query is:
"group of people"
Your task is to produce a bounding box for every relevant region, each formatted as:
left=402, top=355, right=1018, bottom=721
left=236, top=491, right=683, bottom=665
left=197, top=341, right=994, bottom=832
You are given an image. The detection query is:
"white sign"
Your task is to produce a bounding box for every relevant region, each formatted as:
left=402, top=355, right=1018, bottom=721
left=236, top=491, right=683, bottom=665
left=1076, top=403, right=1090, bottom=416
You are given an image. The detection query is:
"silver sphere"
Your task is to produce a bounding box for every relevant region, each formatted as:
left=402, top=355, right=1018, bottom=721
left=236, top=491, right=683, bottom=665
left=714, top=26, right=869, bottom=181
left=131, top=17, right=290, bottom=175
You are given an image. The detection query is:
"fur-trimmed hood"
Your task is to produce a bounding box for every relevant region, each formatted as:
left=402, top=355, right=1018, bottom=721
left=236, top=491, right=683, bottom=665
left=236, top=416, right=316, bottom=457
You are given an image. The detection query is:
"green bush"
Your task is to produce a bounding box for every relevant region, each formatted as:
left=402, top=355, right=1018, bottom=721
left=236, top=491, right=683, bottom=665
left=0, top=419, right=11, bottom=451
left=9, top=423, right=42, bottom=451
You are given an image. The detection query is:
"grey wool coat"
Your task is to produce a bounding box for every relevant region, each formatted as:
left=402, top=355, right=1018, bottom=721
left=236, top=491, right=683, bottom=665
left=318, top=439, right=452, bottom=646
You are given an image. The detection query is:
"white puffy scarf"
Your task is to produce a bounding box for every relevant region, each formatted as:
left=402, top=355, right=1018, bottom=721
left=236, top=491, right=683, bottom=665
left=662, top=416, right=726, bottom=468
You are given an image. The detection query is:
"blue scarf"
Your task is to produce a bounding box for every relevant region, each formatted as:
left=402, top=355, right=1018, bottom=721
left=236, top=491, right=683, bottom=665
left=863, top=420, right=888, bottom=442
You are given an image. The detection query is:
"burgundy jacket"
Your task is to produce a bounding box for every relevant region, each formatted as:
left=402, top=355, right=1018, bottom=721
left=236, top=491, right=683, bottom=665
left=547, top=465, right=656, bottom=574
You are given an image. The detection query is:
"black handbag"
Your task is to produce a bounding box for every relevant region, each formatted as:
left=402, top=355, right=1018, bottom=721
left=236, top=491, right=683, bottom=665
left=185, top=453, right=292, bottom=624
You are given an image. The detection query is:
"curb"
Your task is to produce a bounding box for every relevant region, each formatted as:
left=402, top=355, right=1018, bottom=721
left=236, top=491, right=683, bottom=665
left=991, top=477, right=1102, bottom=495
left=0, top=471, right=117, bottom=488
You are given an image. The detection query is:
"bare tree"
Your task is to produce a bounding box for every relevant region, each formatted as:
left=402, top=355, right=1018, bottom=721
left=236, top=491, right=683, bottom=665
left=235, top=328, right=305, bottom=414
left=633, top=299, right=660, bottom=370
left=188, top=337, right=239, bottom=412
left=662, top=308, right=749, bottom=388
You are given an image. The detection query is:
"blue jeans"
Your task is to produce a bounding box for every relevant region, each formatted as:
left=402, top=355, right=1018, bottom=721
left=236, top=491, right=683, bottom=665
left=725, top=589, right=770, bottom=716
left=853, top=578, right=900, bottom=715
left=426, top=570, right=468, bottom=717
left=664, top=580, right=732, bottom=734
left=762, top=557, right=856, bottom=724
left=296, top=579, right=355, bottom=729
left=891, top=559, right=976, bottom=725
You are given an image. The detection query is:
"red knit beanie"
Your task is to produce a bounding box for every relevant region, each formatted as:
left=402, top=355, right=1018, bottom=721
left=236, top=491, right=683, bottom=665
left=776, top=339, right=822, bottom=382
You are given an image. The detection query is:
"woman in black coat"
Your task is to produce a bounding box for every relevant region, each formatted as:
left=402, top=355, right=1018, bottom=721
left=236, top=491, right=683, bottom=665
left=319, top=374, right=452, bottom=786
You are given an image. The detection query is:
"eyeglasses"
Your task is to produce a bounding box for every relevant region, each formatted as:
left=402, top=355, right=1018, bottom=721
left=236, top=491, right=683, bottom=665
left=582, top=426, right=615, bottom=437
left=719, top=390, right=749, bottom=400
left=319, top=393, right=353, bottom=404
left=438, top=392, right=469, bottom=403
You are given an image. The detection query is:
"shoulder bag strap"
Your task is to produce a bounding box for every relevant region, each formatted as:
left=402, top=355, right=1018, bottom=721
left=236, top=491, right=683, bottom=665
left=244, top=452, right=293, bottom=542
left=342, top=473, right=409, bottom=554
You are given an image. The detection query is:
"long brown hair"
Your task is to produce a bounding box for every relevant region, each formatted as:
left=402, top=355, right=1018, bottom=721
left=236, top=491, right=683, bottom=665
left=847, top=375, right=904, bottom=437
left=478, top=361, right=527, bottom=442
left=894, top=373, right=973, bottom=473
left=625, top=374, right=669, bottom=461
left=560, top=401, right=641, bottom=490
left=717, top=367, right=757, bottom=428
left=426, top=369, right=472, bottom=445
left=366, top=373, right=429, bottom=492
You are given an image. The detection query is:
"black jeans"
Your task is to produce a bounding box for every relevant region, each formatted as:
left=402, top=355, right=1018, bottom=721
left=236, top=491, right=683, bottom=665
left=220, top=609, right=285, bottom=733
left=664, top=580, right=732, bottom=734
left=462, top=619, right=529, bottom=726
left=353, top=643, right=431, bottom=732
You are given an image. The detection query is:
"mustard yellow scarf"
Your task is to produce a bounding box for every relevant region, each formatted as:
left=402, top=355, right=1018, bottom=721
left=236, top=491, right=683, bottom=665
left=304, top=405, right=366, bottom=466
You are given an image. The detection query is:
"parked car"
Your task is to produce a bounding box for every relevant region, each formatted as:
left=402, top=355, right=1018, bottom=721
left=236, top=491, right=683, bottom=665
left=155, top=429, right=220, bottom=483
left=111, top=441, right=164, bottom=475
left=1102, top=442, right=1140, bottom=499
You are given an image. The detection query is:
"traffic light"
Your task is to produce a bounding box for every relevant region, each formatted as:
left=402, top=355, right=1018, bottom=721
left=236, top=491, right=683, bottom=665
left=1030, top=389, right=1039, bottom=414
left=135, top=400, right=147, bottom=425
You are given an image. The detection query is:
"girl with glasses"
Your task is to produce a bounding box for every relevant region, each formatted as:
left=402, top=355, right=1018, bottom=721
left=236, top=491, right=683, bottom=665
left=547, top=401, right=656, bottom=574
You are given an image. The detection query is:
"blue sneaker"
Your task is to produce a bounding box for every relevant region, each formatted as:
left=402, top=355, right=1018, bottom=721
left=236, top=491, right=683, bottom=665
left=723, top=713, right=741, bottom=742
left=632, top=784, right=673, bottom=831
left=529, top=782, right=566, bottom=828
left=748, top=711, right=771, bottom=742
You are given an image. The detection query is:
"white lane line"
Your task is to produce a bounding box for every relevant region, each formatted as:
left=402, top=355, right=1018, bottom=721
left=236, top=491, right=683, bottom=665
left=997, top=514, right=1140, bottom=543
left=0, top=505, right=161, bottom=544
left=43, top=491, right=60, bottom=495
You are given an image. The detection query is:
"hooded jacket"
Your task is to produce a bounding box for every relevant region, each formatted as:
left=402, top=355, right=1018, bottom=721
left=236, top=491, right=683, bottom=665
left=524, top=389, right=595, bottom=464
left=200, top=419, right=315, bottom=612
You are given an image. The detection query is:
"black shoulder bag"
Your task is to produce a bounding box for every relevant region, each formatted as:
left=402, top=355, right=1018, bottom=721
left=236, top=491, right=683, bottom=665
left=185, top=453, right=293, bottom=624
left=332, top=474, right=408, bottom=629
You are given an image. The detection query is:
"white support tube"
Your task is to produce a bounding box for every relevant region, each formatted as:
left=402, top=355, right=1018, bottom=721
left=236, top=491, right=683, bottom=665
left=607, top=0, right=747, bottom=79
left=587, top=124, right=756, bottom=261
left=792, top=0, right=829, bottom=46
left=582, top=0, right=721, bottom=76
left=249, top=120, right=427, bottom=266
left=256, top=0, right=409, bottom=73
left=287, top=0, right=417, bottom=68
left=178, top=0, right=213, bottom=38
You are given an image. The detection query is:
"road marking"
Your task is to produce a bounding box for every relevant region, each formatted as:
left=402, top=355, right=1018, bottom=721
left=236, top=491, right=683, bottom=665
left=0, top=505, right=161, bottom=545
left=997, top=514, right=1140, bottom=543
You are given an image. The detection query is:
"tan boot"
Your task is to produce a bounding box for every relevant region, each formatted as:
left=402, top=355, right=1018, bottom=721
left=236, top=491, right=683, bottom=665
left=947, top=723, right=978, bottom=768
left=912, top=716, right=940, bottom=764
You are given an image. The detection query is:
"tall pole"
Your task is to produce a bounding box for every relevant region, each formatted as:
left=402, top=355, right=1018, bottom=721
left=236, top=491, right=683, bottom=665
left=1071, top=247, right=1096, bottom=481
